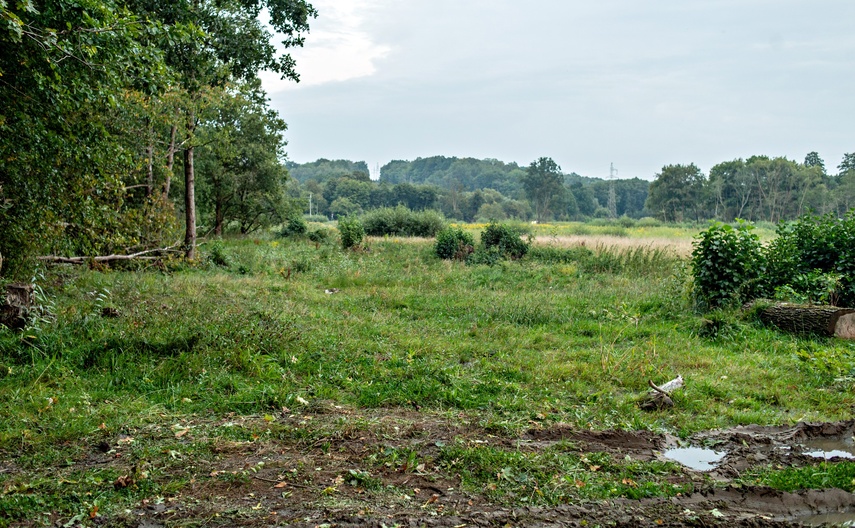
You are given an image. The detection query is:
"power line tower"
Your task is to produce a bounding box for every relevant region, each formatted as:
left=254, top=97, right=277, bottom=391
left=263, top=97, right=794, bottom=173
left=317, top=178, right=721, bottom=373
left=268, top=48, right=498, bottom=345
left=608, top=162, right=618, bottom=219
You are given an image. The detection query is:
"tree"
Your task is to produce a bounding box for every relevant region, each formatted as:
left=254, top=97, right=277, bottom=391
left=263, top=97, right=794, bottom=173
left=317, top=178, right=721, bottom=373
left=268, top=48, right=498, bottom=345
left=197, top=81, right=289, bottom=235
left=126, top=0, right=316, bottom=257
left=522, top=157, right=565, bottom=222
left=839, top=153, right=855, bottom=176
left=645, top=164, right=706, bottom=222
left=804, top=151, right=826, bottom=173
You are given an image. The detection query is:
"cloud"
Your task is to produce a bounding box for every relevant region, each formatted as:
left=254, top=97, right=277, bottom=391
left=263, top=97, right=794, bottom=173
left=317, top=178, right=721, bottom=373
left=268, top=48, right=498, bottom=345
left=260, top=0, right=390, bottom=93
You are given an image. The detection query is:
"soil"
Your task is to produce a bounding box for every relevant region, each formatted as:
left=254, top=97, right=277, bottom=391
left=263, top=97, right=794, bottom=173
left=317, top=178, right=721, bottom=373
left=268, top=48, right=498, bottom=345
left=11, top=413, right=855, bottom=527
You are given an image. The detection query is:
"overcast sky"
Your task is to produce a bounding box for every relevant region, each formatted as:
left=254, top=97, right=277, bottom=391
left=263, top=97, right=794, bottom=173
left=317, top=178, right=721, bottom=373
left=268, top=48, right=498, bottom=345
left=260, top=0, right=854, bottom=180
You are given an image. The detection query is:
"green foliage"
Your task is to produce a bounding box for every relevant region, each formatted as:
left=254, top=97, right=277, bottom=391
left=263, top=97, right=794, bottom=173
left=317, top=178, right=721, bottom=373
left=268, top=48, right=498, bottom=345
left=337, top=217, right=365, bottom=249
left=479, top=221, right=530, bottom=260
left=522, top=157, right=565, bottom=222
left=307, top=228, right=331, bottom=243
left=206, top=240, right=230, bottom=268
left=691, top=221, right=764, bottom=309
left=361, top=206, right=446, bottom=237
left=765, top=211, right=855, bottom=305
left=280, top=212, right=308, bottom=238
left=434, top=227, right=474, bottom=260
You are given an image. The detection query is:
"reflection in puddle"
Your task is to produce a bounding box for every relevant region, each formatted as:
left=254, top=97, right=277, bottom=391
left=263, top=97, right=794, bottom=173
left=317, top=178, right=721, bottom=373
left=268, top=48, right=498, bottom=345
left=663, top=447, right=725, bottom=471
left=802, top=437, right=855, bottom=460
left=795, top=511, right=855, bottom=527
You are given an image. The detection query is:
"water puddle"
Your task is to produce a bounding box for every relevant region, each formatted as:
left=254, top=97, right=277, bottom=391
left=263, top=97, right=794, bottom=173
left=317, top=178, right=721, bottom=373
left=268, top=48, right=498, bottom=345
left=662, top=447, right=726, bottom=471
left=801, top=437, right=855, bottom=460
left=794, top=511, right=855, bottom=527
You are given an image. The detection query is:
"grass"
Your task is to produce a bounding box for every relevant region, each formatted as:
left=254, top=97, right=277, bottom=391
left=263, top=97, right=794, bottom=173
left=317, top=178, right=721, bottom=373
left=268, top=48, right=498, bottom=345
left=1, top=227, right=854, bottom=524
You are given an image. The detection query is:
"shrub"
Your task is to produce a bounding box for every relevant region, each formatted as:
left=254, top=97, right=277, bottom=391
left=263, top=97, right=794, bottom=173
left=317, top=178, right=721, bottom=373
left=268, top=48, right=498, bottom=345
left=338, top=217, right=365, bottom=249
left=207, top=240, right=230, bottom=267
left=480, top=221, right=530, bottom=260
left=765, top=211, right=855, bottom=306
left=279, top=213, right=307, bottom=238
left=361, top=206, right=446, bottom=237
left=435, top=227, right=474, bottom=260
left=307, top=229, right=331, bottom=243
left=691, top=221, right=764, bottom=310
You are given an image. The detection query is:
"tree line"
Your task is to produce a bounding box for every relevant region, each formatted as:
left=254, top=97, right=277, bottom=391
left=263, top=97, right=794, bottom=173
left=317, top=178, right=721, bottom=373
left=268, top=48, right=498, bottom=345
left=288, top=152, right=854, bottom=225
left=647, top=153, right=855, bottom=223
left=0, top=0, right=315, bottom=277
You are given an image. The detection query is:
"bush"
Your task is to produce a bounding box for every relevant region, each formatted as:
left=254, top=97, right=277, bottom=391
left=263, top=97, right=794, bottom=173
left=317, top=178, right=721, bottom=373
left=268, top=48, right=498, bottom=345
left=207, top=240, right=230, bottom=267
left=480, top=221, right=530, bottom=260
left=435, top=227, right=474, bottom=260
left=307, top=229, right=331, bottom=243
left=304, top=214, right=330, bottom=223
left=691, top=221, right=764, bottom=309
left=361, top=206, right=446, bottom=237
left=280, top=213, right=307, bottom=238
left=338, top=217, right=365, bottom=249
left=765, top=211, right=855, bottom=306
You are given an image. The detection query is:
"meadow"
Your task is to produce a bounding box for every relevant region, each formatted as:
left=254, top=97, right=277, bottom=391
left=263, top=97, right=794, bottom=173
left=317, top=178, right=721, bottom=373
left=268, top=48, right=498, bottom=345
left=0, top=223, right=852, bottom=526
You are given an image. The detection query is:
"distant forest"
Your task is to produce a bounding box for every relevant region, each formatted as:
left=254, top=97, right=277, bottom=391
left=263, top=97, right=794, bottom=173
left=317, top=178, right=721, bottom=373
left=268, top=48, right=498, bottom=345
left=286, top=152, right=855, bottom=223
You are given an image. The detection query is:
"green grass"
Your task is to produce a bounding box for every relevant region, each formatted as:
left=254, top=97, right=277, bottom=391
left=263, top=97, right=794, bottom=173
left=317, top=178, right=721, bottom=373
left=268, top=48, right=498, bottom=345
left=1, top=231, right=854, bottom=523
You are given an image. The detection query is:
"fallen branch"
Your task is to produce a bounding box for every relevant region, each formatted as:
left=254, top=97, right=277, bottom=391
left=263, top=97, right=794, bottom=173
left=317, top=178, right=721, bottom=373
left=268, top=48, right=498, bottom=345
left=38, top=244, right=182, bottom=265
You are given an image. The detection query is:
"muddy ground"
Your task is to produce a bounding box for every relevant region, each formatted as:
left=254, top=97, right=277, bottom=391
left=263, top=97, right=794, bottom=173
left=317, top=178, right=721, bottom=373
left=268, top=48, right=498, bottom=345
left=7, top=414, right=855, bottom=527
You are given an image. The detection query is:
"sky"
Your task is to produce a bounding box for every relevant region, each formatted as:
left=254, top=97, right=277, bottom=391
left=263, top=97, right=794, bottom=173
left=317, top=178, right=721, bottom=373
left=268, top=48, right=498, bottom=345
left=260, top=0, right=855, bottom=181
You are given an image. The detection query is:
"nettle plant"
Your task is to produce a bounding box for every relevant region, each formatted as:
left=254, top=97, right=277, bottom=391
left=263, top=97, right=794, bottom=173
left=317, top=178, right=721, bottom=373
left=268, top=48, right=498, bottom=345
left=691, top=221, right=765, bottom=309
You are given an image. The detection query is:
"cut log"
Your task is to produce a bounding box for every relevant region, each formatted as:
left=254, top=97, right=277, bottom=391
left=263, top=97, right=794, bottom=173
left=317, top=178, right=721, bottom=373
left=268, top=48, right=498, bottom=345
left=751, top=301, right=855, bottom=339
left=0, top=283, right=33, bottom=330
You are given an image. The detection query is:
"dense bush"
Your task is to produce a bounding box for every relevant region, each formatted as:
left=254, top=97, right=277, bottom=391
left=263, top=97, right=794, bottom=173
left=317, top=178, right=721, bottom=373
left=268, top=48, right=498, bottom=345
left=691, top=221, right=765, bottom=309
left=279, top=213, right=308, bottom=238
left=338, top=217, right=365, bottom=249
left=307, top=228, right=332, bottom=243
left=765, top=211, right=855, bottom=306
left=434, top=227, right=474, bottom=260
left=479, top=221, right=530, bottom=260
left=361, top=206, right=446, bottom=237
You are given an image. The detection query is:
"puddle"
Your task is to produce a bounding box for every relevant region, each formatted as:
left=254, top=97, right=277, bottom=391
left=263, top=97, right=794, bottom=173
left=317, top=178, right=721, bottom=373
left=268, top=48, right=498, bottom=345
left=802, top=437, right=855, bottom=460
left=794, top=511, right=855, bottom=527
left=662, top=447, right=725, bottom=471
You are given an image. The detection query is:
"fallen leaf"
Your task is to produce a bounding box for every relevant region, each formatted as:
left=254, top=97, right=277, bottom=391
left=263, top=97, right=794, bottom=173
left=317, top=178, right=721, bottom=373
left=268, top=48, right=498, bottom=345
left=589, top=465, right=601, bottom=472
left=421, top=494, right=439, bottom=507
left=274, top=481, right=288, bottom=488
left=174, top=429, right=189, bottom=438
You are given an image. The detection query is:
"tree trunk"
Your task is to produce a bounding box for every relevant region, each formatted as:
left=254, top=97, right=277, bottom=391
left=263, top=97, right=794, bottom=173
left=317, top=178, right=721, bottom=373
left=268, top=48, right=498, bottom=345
left=164, top=123, right=177, bottom=198
left=751, top=302, right=855, bottom=339
left=0, top=283, right=33, bottom=330
left=215, top=198, right=224, bottom=236
left=146, top=142, right=154, bottom=197
left=184, top=111, right=197, bottom=260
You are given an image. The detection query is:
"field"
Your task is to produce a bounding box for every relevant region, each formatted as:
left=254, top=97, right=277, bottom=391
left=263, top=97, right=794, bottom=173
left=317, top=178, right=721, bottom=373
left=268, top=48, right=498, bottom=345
left=1, top=224, right=854, bottom=527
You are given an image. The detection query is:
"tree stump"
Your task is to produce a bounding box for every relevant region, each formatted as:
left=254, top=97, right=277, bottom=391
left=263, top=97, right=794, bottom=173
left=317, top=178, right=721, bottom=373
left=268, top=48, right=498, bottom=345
left=0, top=283, right=33, bottom=330
left=751, top=301, right=855, bottom=339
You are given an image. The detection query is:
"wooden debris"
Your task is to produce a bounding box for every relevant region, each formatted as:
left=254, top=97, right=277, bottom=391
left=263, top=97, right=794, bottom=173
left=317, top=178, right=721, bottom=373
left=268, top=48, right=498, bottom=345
left=0, top=283, right=33, bottom=330
left=749, top=301, right=855, bottom=339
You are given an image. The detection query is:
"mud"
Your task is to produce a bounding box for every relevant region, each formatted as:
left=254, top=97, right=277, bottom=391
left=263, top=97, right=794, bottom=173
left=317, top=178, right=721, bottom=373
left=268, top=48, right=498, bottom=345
left=12, top=415, right=855, bottom=527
